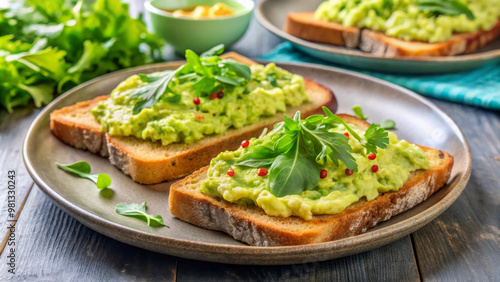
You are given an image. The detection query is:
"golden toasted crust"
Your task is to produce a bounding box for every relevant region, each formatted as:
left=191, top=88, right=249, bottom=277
left=50, top=54, right=336, bottom=184
left=360, top=20, right=500, bottom=57
left=169, top=115, right=454, bottom=246
left=285, top=12, right=500, bottom=57
left=285, top=12, right=360, bottom=48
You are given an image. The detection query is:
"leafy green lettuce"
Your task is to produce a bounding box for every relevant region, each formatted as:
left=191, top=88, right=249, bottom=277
left=0, top=0, right=163, bottom=112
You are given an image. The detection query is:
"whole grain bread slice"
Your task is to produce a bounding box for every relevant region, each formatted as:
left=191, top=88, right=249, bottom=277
left=285, top=12, right=500, bottom=57
left=168, top=114, right=454, bottom=246
left=50, top=53, right=336, bottom=184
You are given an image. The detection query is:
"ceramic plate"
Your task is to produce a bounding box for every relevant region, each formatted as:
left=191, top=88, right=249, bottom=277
left=23, top=61, right=471, bottom=265
left=255, top=0, right=500, bottom=74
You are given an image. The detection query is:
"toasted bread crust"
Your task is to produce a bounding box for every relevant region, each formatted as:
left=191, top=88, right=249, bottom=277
left=50, top=69, right=336, bottom=184
left=360, top=20, right=500, bottom=57
left=169, top=115, right=454, bottom=246
left=50, top=96, right=109, bottom=157
left=285, top=12, right=500, bottom=57
left=285, top=12, right=360, bottom=48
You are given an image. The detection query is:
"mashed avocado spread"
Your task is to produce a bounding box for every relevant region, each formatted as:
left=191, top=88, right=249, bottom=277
left=315, top=0, right=500, bottom=43
left=201, top=110, right=429, bottom=220
left=91, top=46, right=309, bottom=145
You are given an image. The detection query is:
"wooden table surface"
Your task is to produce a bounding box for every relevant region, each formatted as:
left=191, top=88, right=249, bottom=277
left=1, top=2, right=500, bottom=281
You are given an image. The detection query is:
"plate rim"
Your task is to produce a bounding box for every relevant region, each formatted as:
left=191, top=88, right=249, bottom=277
left=255, top=0, right=500, bottom=63
left=23, top=60, right=472, bottom=265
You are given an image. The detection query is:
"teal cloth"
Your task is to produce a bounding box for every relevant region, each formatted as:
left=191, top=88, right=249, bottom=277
left=259, top=42, right=500, bottom=110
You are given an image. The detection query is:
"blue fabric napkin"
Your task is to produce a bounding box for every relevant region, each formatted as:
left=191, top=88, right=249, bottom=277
left=259, top=42, right=500, bottom=110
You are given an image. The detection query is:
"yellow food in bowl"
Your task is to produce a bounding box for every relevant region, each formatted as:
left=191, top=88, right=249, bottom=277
left=169, top=3, right=234, bottom=19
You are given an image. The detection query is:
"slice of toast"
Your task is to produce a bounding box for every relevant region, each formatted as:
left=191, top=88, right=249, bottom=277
left=169, top=114, right=454, bottom=246
left=285, top=12, right=500, bottom=57
left=50, top=53, right=336, bottom=184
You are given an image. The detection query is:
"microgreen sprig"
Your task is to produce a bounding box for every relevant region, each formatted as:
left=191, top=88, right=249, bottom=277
left=115, top=202, right=167, bottom=227
left=56, top=161, right=111, bottom=190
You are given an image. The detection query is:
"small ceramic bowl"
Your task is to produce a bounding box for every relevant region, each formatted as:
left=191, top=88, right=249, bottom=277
left=145, top=0, right=254, bottom=54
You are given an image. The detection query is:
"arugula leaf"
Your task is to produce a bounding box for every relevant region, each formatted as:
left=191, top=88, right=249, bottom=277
left=274, top=133, right=297, bottom=154
left=379, top=119, right=396, bottom=129
left=235, top=107, right=390, bottom=197
left=115, top=202, right=167, bottom=227
left=304, top=114, right=324, bottom=126
left=214, top=75, right=244, bottom=86
left=235, top=158, right=276, bottom=168
left=416, top=0, right=475, bottom=20
left=219, top=59, right=251, bottom=80
left=236, top=144, right=279, bottom=165
left=56, top=161, right=111, bottom=190
left=352, top=105, right=368, bottom=120
left=200, top=44, right=225, bottom=58
left=269, top=138, right=319, bottom=197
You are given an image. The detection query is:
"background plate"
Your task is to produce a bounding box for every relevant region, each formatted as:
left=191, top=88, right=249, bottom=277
left=255, top=0, right=500, bottom=74
left=23, top=61, right=471, bottom=265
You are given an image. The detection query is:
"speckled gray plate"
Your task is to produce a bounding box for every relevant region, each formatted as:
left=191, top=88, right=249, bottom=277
left=23, top=61, right=471, bottom=265
left=255, top=0, right=500, bottom=74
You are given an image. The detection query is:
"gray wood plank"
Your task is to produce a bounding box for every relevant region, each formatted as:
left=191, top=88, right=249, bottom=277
left=0, top=186, right=177, bottom=281
left=176, top=236, right=420, bottom=282
left=0, top=107, right=40, bottom=239
left=412, top=100, right=500, bottom=281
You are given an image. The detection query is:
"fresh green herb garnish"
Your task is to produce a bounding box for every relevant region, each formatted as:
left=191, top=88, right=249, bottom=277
left=130, top=44, right=252, bottom=114
left=235, top=107, right=389, bottom=197
left=131, top=69, right=182, bottom=114
left=379, top=119, right=396, bottom=129
left=0, top=0, right=163, bottom=113
left=56, top=161, right=111, bottom=190
left=115, top=202, right=167, bottom=227
left=352, top=105, right=396, bottom=130
left=352, top=105, right=368, bottom=120
left=416, top=0, right=475, bottom=20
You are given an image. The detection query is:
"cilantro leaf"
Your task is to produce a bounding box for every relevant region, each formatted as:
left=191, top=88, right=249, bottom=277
left=364, top=124, right=389, bottom=155
left=115, top=202, right=167, bottom=227
left=56, top=161, right=112, bottom=190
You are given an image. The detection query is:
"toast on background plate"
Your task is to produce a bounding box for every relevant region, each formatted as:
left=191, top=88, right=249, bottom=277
left=50, top=52, right=336, bottom=184
left=285, top=7, right=500, bottom=57
left=169, top=114, right=454, bottom=246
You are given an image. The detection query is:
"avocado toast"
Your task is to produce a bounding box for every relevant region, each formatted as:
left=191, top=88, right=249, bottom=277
left=169, top=112, right=453, bottom=246
left=285, top=0, right=500, bottom=57
left=50, top=50, right=336, bottom=184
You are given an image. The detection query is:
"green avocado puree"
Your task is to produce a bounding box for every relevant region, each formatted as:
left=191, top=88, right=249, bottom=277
left=315, top=0, right=500, bottom=43
left=91, top=63, right=309, bottom=145
left=201, top=123, right=429, bottom=220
